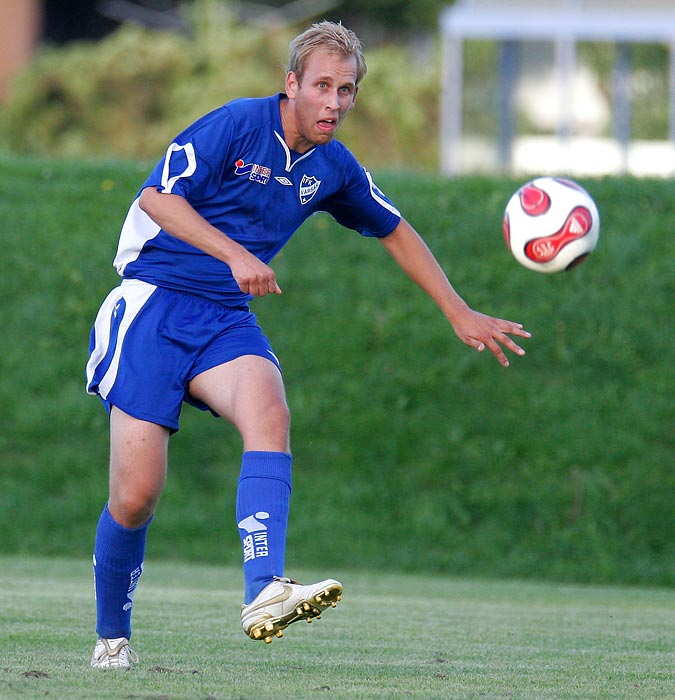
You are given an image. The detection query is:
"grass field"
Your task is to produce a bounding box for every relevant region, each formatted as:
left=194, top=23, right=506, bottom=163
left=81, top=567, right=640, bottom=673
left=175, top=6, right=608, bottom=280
left=1, top=156, right=673, bottom=586
left=1, top=556, right=673, bottom=700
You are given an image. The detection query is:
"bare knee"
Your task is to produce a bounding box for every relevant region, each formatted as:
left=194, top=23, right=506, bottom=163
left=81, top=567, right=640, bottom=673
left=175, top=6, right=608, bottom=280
left=108, top=467, right=165, bottom=528
left=190, top=358, right=292, bottom=452
left=108, top=407, right=168, bottom=528
left=108, top=490, right=159, bottom=529
left=240, top=394, right=291, bottom=452
left=262, top=398, right=291, bottom=447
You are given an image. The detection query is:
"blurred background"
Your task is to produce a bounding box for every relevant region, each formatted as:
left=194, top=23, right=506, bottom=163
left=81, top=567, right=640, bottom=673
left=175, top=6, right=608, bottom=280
left=1, top=0, right=673, bottom=175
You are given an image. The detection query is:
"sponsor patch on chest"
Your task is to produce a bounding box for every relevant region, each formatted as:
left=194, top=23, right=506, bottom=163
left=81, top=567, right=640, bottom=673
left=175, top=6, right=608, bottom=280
left=234, top=159, right=271, bottom=185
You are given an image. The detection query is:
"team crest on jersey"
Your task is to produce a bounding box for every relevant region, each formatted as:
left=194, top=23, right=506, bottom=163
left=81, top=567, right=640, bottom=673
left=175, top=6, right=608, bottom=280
left=234, top=159, right=271, bottom=185
left=299, top=174, right=321, bottom=205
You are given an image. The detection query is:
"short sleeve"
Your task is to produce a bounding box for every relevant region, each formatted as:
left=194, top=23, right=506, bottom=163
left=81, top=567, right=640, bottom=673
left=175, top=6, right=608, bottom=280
left=140, top=107, right=236, bottom=203
left=322, top=152, right=401, bottom=238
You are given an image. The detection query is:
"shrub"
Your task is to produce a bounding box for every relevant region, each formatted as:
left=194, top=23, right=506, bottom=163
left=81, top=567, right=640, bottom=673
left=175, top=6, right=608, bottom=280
left=0, top=0, right=439, bottom=166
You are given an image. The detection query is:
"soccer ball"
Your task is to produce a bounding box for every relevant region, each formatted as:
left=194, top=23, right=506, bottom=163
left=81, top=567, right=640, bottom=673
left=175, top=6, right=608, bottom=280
left=503, top=177, right=600, bottom=273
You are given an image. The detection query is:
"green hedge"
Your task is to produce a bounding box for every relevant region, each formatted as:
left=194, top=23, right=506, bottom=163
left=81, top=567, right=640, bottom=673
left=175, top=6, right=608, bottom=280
left=0, top=1, right=439, bottom=170
left=1, top=155, right=672, bottom=586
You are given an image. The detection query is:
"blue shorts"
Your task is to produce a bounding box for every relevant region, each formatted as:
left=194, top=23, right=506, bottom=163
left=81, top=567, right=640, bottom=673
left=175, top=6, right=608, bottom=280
left=85, top=279, right=281, bottom=432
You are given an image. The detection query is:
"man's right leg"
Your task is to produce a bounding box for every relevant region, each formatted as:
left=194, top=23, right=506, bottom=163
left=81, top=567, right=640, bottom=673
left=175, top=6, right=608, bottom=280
left=92, top=407, right=168, bottom=669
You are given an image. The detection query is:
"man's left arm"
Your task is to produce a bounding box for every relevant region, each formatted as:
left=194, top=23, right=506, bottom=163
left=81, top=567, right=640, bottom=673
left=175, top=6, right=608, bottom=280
left=379, top=219, right=531, bottom=367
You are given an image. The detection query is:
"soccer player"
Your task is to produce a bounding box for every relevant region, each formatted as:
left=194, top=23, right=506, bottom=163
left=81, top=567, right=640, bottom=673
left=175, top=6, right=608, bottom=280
left=86, top=21, right=531, bottom=668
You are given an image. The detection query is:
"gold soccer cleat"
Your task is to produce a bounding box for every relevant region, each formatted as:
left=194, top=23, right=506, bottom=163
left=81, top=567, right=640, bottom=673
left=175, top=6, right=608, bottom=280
left=241, top=576, right=342, bottom=643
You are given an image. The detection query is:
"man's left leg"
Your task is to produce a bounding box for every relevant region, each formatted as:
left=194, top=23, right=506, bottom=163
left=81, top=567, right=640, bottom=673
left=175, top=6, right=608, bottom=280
left=189, top=355, right=342, bottom=643
left=236, top=449, right=292, bottom=603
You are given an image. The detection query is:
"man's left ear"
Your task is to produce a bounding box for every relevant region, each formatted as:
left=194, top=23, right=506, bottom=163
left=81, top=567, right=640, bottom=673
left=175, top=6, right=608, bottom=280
left=285, top=71, right=299, bottom=98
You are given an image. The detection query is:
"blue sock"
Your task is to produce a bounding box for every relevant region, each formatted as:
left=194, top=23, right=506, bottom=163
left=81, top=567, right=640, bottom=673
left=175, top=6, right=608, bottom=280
left=236, top=451, right=292, bottom=604
left=93, top=503, right=151, bottom=639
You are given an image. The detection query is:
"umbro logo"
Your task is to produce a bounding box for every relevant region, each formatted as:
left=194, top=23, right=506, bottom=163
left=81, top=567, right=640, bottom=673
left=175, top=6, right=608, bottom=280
left=275, top=176, right=292, bottom=186
left=112, top=299, right=125, bottom=319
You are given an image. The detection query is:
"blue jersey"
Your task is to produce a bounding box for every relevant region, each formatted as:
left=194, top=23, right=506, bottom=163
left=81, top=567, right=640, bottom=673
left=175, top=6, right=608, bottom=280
left=113, top=93, right=402, bottom=305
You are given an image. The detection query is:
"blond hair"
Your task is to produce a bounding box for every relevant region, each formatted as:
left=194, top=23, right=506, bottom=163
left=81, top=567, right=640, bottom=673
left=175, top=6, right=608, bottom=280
left=287, top=21, right=367, bottom=86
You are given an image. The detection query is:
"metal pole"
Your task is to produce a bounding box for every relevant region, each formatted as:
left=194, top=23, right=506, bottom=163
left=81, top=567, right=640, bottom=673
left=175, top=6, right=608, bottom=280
left=498, top=40, right=519, bottom=172
left=612, top=42, right=632, bottom=174
left=555, top=38, right=576, bottom=141
left=441, top=34, right=464, bottom=176
left=669, top=40, right=675, bottom=143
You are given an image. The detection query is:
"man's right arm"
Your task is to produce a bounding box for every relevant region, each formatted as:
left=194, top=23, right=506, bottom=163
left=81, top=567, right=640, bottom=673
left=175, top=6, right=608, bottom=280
left=138, top=187, right=282, bottom=297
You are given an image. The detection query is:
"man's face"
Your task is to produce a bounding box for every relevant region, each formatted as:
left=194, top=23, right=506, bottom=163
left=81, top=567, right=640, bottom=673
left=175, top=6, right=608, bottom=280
left=285, top=49, right=358, bottom=152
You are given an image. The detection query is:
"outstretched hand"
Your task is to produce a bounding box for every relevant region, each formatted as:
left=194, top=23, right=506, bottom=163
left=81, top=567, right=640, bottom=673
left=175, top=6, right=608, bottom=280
left=378, top=221, right=531, bottom=367
left=450, top=307, right=531, bottom=367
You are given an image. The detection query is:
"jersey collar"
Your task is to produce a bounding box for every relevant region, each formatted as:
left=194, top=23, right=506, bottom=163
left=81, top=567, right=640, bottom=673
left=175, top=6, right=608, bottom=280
left=274, top=93, right=316, bottom=173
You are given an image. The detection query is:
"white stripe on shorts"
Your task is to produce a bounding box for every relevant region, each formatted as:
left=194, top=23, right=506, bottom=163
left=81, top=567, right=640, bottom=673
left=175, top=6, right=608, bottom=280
left=86, top=280, right=157, bottom=399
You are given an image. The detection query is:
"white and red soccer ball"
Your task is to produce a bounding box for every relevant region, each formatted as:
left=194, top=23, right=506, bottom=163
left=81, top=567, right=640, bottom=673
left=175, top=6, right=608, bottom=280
left=503, top=177, right=600, bottom=273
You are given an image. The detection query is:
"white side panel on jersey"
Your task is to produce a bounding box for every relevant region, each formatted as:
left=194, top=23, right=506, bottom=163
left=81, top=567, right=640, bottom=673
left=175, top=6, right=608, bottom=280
left=113, top=198, right=162, bottom=275
left=85, top=280, right=157, bottom=399
left=113, top=142, right=197, bottom=274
